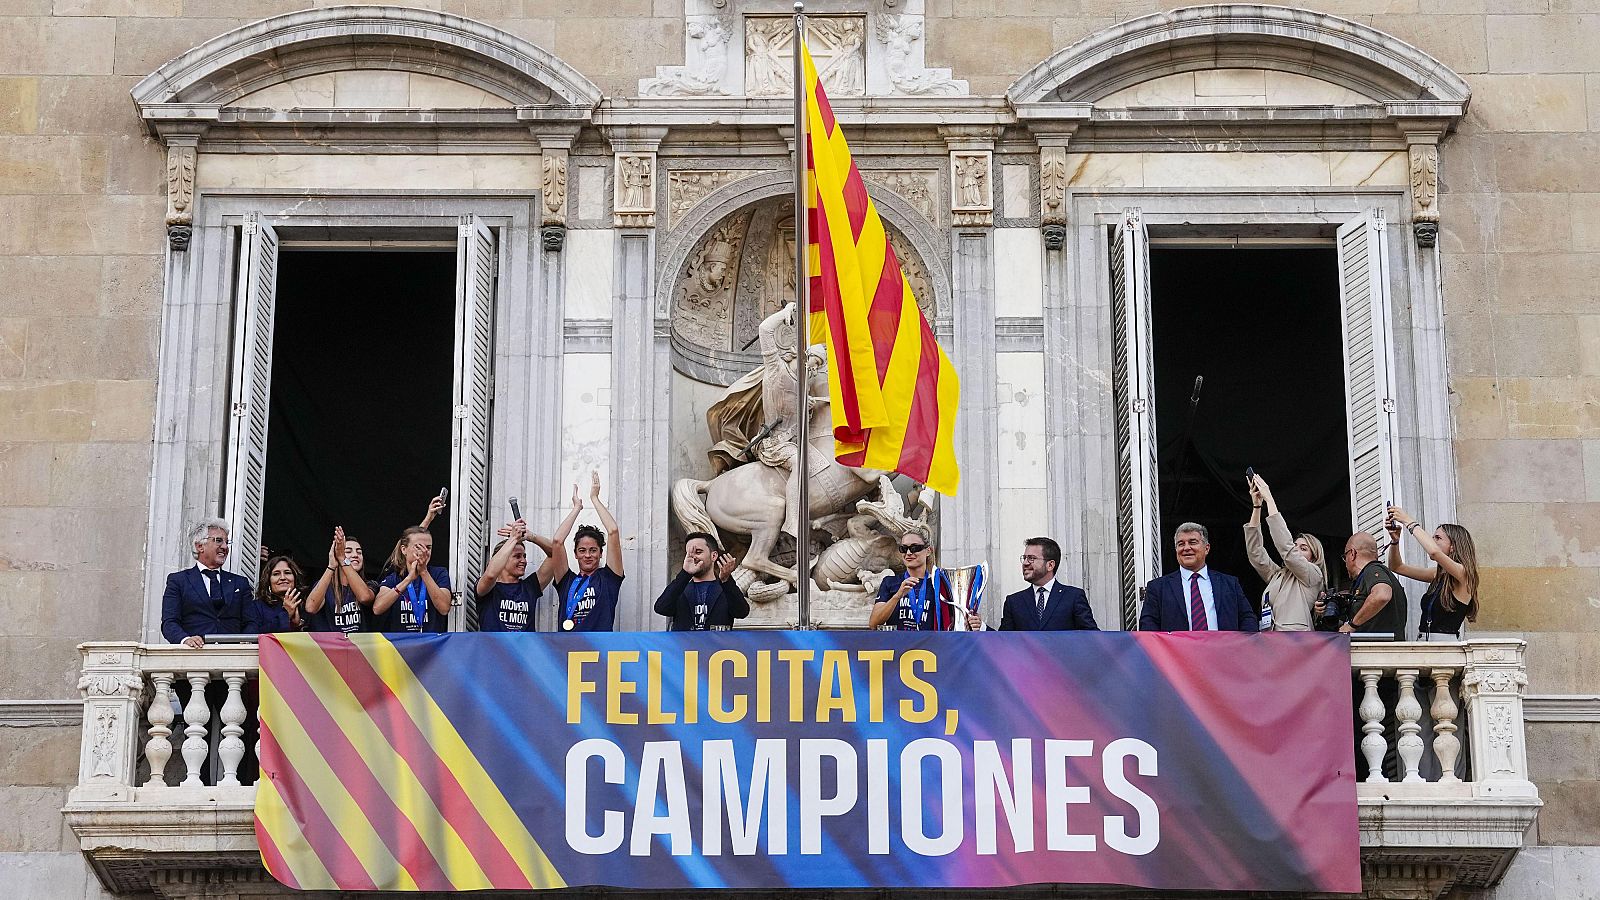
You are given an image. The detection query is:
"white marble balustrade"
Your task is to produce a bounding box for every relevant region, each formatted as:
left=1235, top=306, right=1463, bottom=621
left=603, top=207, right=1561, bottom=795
left=1348, top=639, right=1537, bottom=799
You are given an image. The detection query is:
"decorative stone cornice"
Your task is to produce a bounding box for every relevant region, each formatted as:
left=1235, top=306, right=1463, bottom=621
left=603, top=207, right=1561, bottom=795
left=1008, top=5, right=1472, bottom=106
left=0, top=700, right=81, bottom=727
left=132, top=5, right=602, bottom=111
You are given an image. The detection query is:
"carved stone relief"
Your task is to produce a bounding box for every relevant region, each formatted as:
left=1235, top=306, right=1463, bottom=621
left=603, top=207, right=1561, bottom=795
left=875, top=14, right=966, bottom=96
left=746, top=15, right=865, bottom=97
left=861, top=169, right=939, bottom=227
left=92, top=707, right=119, bottom=778
left=677, top=212, right=748, bottom=351
left=641, top=15, right=733, bottom=96
left=671, top=195, right=941, bottom=382
left=541, top=152, right=568, bottom=251
left=668, top=170, right=752, bottom=228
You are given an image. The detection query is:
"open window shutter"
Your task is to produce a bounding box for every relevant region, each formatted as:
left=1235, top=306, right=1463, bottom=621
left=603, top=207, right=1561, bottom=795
left=1110, top=209, right=1160, bottom=630
left=449, top=216, right=497, bottom=631
left=222, top=214, right=278, bottom=581
left=1337, top=209, right=1401, bottom=540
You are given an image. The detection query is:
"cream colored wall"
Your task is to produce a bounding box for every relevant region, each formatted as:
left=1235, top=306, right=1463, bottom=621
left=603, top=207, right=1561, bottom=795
left=196, top=153, right=542, bottom=192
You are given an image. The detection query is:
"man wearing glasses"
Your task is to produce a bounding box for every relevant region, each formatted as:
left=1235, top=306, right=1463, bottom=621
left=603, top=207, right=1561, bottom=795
left=868, top=531, right=958, bottom=631
left=998, top=537, right=1098, bottom=631
left=160, top=518, right=260, bottom=647
left=1334, top=531, right=1405, bottom=640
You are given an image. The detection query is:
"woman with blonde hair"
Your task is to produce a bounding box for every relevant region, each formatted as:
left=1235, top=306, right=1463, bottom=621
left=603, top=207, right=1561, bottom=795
left=1386, top=506, right=1479, bottom=639
left=373, top=526, right=452, bottom=633
left=1243, top=473, right=1327, bottom=631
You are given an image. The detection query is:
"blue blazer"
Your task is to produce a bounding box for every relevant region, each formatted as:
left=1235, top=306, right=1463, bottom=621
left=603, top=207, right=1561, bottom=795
left=1000, top=582, right=1098, bottom=631
left=1139, top=568, right=1258, bottom=632
left=160, top=567, right=258, bottom=643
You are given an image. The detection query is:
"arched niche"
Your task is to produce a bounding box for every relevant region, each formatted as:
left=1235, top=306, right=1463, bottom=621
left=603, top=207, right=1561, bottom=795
left=1008, top=4, right=1469, bottom=111
left=133, top=5, right=600, bottom=112
left=658, top=170, right=949, bottom=386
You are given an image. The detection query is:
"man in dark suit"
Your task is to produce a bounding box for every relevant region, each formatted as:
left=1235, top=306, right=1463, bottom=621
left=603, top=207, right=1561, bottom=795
left=1139, top=522, right=1258, bottom=632
left=996, top=537, right=1098, bottom=631
left=161, top=518, right=259, bottom=646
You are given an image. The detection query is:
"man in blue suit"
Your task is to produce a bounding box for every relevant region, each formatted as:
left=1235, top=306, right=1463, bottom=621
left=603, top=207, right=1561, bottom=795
left=998, top=537, right=1098, bottom=631
left=1139, top=522, right=1258, bottom=632
left=161, top=518, right=259, bottom=646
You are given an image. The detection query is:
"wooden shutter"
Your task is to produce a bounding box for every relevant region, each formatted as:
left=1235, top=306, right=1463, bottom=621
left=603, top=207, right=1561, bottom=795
left=222, top=214, right=278, bottom=581
left=449, top=216, right=497, bottom=630
left=1110, top=209, right=1160, bottom=630
left=1337, top=208, right=1401, bottom=539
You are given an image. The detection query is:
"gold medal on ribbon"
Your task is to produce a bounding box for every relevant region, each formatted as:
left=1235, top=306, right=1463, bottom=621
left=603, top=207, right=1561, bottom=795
left=562, top=618, right=576, bottom=631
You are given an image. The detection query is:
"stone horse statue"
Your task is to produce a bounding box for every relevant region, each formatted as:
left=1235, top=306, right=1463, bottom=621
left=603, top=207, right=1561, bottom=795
left=671, top=304, right=884, bottom=587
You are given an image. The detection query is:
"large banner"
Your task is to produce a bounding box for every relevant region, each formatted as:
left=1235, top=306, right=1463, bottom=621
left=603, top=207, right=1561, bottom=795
left=256, top=631, right=1359, bottom=893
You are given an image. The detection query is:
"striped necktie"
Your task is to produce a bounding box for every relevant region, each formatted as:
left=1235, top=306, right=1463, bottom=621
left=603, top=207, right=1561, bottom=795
left=1189, top=571, right=1208, bottom=631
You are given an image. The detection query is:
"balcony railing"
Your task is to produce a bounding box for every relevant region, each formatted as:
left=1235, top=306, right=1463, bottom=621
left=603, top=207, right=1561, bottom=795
left=64, top=638, right=1541, bottom=896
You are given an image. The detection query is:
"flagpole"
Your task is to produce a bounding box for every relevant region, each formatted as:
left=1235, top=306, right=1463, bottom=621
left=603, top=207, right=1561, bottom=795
left=792, top=1, right=812, bottom=629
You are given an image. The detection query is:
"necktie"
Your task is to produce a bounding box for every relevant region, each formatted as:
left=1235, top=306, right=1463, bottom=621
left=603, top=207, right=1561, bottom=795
left=1189, top=571, right=1208, bottom=631
left=1036, top=585, right=1048, bottom=620
left=202, top=569, right=221, bottom=609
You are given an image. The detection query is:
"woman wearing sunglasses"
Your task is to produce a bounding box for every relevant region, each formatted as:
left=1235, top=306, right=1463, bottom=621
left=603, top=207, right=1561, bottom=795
left=868, top=530, right=956, bottom=631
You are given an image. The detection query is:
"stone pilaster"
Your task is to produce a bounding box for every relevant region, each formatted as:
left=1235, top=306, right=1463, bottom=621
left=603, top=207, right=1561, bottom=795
left=74, top=644, right=144, bottom=799
left=606, top=128, right=669, bottom=630
left=940, top=127, right=999, bottom=570
left=1463, top=640, right=1537, bottom=799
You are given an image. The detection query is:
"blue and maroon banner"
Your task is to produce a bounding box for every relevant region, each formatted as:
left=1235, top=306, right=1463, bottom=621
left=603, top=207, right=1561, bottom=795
left=256, top=631, right=1359, bottom=893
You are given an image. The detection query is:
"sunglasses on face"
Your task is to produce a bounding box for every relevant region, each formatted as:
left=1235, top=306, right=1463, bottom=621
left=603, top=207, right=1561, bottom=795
left=899, top=544, right=928, bottom=554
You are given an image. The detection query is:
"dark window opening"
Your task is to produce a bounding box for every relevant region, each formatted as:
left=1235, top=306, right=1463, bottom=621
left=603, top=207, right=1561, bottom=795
left=1150, top=247, right=1353, bottom=604
left=261, top=250, right=456, bottom=580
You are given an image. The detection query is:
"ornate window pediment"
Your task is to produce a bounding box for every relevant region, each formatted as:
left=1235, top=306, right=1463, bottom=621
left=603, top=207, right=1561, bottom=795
left=1009, top=5, right=1468, bottom=141
left=132, top=5, right=599, bottom=133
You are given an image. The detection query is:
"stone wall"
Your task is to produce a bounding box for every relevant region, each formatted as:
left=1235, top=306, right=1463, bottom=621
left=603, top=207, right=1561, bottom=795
left=2, top=0, right=1599, bottom=888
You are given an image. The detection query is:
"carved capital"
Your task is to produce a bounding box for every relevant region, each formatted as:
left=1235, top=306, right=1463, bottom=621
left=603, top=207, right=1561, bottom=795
left=164, top=143, right=197, bottom=252
left=1039, top=146, right=1068, bottom=227
left=950, top=150, right=993, bottom=227
left=1407, top=143, right=1439, bottom=248
left=1463, top=667, right=1527, bottom=699
left=78, top=671, right=142, bottom=700
left=614, top=152, right=657, bottom=228
left=541, top=151, right=568, bottom=228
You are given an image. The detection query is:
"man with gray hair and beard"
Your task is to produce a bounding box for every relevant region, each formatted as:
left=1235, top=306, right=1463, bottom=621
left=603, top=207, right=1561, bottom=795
left=1139, top=522, right=1258, bottom=632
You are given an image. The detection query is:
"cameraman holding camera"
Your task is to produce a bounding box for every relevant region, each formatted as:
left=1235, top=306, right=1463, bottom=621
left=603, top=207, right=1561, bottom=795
left=1318, top=532, right=1407, bottom=640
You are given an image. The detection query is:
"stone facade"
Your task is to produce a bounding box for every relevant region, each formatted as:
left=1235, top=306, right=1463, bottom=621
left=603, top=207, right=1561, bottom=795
left=2, top=1, right=1599, bottom=896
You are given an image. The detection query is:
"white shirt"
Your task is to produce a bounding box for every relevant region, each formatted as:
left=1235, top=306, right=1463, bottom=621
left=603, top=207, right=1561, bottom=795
left=194, top=561, right=224, bottom=598
left=1183, top=565, right=1217, bottom=631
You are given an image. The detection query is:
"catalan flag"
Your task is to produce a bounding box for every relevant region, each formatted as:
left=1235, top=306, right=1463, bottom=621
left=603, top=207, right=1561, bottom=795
left=802, top=41, right=961, bottom=495
left=254, top=633, right=565, bottom=891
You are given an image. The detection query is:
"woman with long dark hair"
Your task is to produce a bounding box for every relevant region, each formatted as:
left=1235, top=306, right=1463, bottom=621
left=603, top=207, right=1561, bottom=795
left=1386, top=506, right=1480, bottom=639
left=252, top=554, right=306, bottom=633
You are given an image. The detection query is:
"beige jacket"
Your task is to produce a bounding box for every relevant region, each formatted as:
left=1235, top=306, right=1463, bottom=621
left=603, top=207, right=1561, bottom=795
left=1243, top=512, right=1326, bottom=632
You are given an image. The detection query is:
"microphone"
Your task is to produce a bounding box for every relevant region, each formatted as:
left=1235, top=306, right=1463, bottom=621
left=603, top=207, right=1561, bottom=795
left=509, top=497, right=521, bottom=521
left=1189, top=375, right=1204, bottom=406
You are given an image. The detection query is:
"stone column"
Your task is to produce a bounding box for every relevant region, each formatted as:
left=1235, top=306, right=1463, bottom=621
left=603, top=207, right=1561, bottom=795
left=607, top=128, right=669, bottom=631
left=941, top=128, right=999, bottom=568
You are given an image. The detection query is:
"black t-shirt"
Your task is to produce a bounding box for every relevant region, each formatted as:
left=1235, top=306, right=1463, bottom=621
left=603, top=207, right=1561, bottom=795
left=1354, top=561, right=1406, bottom=641
left=306, top=581, right=378, bottom=634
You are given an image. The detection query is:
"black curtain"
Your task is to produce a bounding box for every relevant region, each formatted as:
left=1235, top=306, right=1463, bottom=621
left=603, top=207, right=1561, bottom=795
left=261, top=250, right=456, bottom=580
left=1150, top=248, right=1352, bottom=603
